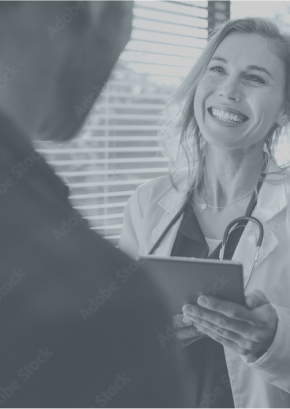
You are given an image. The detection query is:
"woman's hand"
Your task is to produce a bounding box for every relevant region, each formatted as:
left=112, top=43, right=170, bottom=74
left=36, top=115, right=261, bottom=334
left=173, top=314, right=205, bottom=348
left=182, top=289, right=278, bottom=360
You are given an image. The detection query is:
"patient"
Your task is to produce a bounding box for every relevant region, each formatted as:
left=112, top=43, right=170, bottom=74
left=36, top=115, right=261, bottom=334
left=0, top=2, right=182, bottom=407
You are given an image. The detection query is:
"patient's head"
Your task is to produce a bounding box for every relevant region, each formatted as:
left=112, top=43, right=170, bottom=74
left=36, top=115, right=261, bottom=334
left=0, top=1, right=132, bottom=142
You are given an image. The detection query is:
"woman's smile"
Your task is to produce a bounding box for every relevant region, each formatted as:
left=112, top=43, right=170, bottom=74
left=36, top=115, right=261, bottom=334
left=208, top=107, right=249, bottom=125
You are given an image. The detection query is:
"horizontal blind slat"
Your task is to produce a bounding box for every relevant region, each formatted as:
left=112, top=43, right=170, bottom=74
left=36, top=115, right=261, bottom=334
left=88, top=114, right=162, bottom=120
left=38, top=147, right=161, bottom=154
left=70, top=191, right=135, bottom=200
left=125, top=42, right=202, bottom=58
left=104, top=90, right=170, bottom=98
left=91, top=224, right=123, bottom=229
left=132, top=24, right=207, bottom=40
left=78, top=136, right=161, bottom=142
left=68, top=179, right=152, bottom=188
left=81, top=125, right=162, bottom=131
left=120, top=52, right=195, bottom=68
left=60, top=168, right=168, bottom=177
left=131, top=28, right=207, bottom=48
left=48, top=158, right=168, bottom=166
left=103, top=235, right=121, bottom=240
left=133, top=13, right=208, bottom=30
left=75, top=202, right=127, bottom=210
left=93, top=103, right=165, bottom=110
left=86, top=214, right=124, bottom=221
left=128, top=36, right=204, bottom=50
left=135, top=1, right=208, bottom=16
left=120, top=61, right=191, bottom=77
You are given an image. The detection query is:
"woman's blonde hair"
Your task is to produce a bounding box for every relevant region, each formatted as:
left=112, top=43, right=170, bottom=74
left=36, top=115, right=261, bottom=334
left=160, top=17, right=290, bottom=193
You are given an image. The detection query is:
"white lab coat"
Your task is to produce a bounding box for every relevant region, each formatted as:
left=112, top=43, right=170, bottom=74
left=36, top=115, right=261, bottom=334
left=119, top=164, right=290, bottom=408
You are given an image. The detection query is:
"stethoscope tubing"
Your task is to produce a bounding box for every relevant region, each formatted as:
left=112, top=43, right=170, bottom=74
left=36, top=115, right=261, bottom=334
left=219, top=215, right=264, bottom=262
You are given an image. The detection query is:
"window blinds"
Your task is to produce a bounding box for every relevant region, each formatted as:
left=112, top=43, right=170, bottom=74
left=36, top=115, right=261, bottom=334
left=36, top=1, right=209, bottom=246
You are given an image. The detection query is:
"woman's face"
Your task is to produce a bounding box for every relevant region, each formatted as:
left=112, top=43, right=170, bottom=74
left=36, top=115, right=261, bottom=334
left=194, top=33, right=288, bottom=150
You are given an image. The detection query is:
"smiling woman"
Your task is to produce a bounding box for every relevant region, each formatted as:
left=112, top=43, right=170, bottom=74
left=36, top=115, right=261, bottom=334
left=160, top=18, right=290, bottom=195
left=195, top=33, right=287, bottom=153
left=119, top=17, right=290, bottom=409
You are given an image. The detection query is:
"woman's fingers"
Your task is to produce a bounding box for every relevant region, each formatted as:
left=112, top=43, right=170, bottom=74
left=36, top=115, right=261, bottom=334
left=193, top=322, right=259, bottom=356
left=173, top=314, right=205, bottom=342
left=184, top=302, right=276, bottom=344
left=173, top=314, right=203, bottom=346
left=173, top=314, right=192, bottom=328
left=245, top=289, right=269, bottom=309
left=194, top=296, right=258, bottom=324
left=192, top=317, right=259, bottom=351
left=184, top=307, right=258, bottom=340
left=176, top=325, right=204, bottom=341
left=179, top=336, right=204, bottom=348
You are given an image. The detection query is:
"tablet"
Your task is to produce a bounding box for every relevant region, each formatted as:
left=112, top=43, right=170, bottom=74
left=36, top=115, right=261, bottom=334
left=138, top=256, right=245, bottom=314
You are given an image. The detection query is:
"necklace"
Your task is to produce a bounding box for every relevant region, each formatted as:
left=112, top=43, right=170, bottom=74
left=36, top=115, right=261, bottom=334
left=194, top=154, right=267, bottom=211
left=198, top=189, right=255, bottom=210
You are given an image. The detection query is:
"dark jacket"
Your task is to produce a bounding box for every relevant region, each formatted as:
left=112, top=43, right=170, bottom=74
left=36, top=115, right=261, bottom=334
left=0, top=112, right=182, bottom=407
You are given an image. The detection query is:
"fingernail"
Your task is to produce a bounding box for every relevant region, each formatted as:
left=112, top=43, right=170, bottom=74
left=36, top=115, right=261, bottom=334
left=183, top=304, right=194, bottom=314
left=182, top=316, right=191, bottom=324
left=198, top=296, right=208, bottom=306
left=195, top=325, right=202, bottom=333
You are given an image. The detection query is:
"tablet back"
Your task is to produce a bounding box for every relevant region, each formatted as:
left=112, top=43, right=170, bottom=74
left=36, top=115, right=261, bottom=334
left=139, top=256, right=245, bottom=314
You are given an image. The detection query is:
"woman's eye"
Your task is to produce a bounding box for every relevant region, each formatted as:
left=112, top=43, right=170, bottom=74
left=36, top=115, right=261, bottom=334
left=246, top=75, right=265, bottom=84
left=209, top=66, right=225, bottom=74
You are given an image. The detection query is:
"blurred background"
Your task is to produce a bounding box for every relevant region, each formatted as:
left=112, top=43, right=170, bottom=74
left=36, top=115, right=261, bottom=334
left=35, top=1, right=290, bottom=247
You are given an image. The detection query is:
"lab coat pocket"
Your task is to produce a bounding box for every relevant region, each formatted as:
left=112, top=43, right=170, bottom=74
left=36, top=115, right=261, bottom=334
left=280, top=388, right=290, bottom=402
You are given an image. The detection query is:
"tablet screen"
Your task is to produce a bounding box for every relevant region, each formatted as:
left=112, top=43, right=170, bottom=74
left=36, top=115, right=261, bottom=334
left=139, top=256, right=245, bottom=314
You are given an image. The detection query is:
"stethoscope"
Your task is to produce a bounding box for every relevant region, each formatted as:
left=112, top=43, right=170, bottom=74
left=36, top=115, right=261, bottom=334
left=148, top=175, right=265, bottom=273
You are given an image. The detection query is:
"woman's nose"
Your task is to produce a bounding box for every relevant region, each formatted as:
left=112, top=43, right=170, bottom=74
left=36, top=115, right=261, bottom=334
left=219, top=78, right=242, bottom=102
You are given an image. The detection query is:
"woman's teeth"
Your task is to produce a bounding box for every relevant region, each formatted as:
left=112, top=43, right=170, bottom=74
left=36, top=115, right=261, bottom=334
left=210, top=108, right=246, bottom=123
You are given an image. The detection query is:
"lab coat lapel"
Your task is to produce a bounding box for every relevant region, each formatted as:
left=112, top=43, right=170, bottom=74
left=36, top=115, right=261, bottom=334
left=151, top=185, right=187, bottom=256
left=151, top=214, right=183, bottom=256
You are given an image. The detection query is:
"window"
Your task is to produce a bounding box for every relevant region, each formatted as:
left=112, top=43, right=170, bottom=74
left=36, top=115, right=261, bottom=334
left=36, top=1, right=209, bottom=246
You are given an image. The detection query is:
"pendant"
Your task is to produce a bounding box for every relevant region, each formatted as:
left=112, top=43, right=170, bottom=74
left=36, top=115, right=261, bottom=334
left=201, top=203, right=207, bottom=210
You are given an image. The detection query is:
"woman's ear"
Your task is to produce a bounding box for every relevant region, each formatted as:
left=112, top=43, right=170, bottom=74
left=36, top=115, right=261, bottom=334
left=276, top=115, right=290, bottom=126
left=276, top=102, right=290, bottom=126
